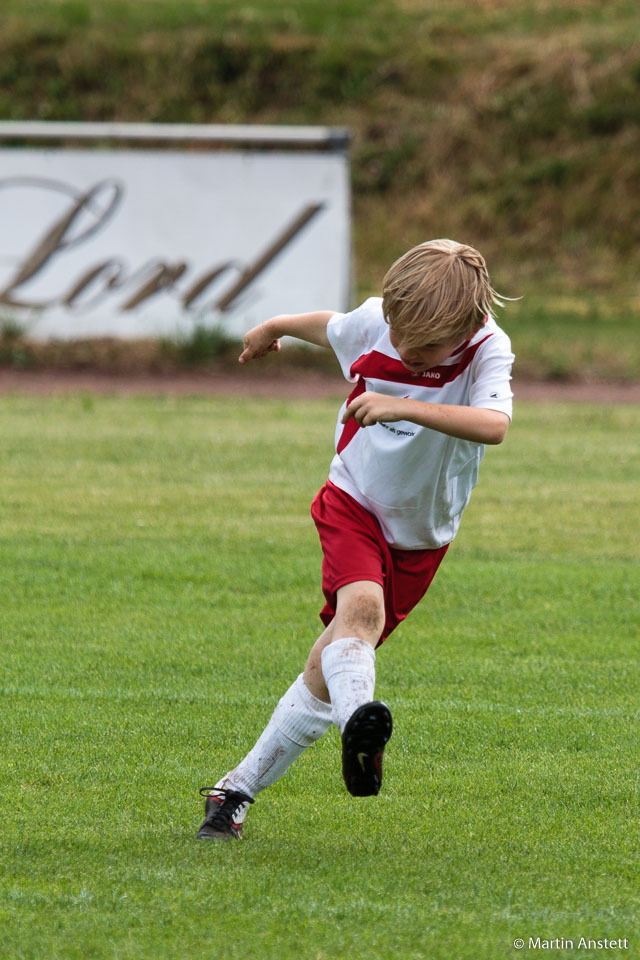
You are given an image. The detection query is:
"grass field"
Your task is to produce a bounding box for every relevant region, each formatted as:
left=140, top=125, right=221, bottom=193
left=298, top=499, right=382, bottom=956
left=1, top=391, right=639, bottom=959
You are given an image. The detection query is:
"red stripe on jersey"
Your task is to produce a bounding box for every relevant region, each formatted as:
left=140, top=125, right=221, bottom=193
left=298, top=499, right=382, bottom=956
left=337, top=377, right=366, bottom=454
left=350, top=333, right=493, bottom=388
left=446, top=316, right=489, bottom=360
left=448, top=336, right=471, bottom=358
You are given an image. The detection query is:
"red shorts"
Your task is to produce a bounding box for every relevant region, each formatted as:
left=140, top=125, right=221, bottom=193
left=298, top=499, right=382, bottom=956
left=310, top=480, right=448, bottom=646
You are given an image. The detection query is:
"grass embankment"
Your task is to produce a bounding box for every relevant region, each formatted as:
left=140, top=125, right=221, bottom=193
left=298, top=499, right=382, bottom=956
left=1, top=0, right=639, bottom=378
left=1, top=394, right=639, bottom=959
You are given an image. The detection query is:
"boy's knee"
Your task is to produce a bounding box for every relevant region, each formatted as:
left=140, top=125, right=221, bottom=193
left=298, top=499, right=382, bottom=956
left=336, top=585, right=385, bottom=642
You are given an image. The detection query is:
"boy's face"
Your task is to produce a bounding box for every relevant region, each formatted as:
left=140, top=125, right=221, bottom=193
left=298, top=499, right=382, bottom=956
left=388, top=327, right=464, bottom=373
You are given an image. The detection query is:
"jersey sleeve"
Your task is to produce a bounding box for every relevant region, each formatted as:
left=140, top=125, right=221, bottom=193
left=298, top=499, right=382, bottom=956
left=469, top=327, right=515, bottom=419
left=326, top=297, right=385, bottom=381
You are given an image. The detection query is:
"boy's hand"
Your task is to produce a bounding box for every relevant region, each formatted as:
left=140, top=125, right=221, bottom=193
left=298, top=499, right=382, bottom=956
left=343, top=391, right=510, bottom=444
left=238, top=321, right=282, bottom=364
left=342, top=391, right=408, bottom=427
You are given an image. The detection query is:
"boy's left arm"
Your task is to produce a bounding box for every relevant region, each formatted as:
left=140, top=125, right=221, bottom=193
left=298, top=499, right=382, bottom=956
left=342, top=393, right=510, bottom=445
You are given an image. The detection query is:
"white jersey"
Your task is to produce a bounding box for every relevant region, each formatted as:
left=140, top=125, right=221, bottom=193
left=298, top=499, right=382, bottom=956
left=326, top=297, right=514, bottom=550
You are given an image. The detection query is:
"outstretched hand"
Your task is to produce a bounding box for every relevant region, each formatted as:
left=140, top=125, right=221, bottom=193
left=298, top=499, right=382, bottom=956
left=341, top=391, right=408, bottom=427
left=238, top=323, right=281, bottom=364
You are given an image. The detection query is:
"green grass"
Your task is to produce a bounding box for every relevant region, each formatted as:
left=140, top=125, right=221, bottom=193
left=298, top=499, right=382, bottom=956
left=1, top=393, right=639, bottom=959
left=506, top=296, right=640, bottom=382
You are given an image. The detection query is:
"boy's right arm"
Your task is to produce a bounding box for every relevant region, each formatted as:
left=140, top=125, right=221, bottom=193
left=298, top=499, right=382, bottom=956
left=238, top=311, right=335, bottom=364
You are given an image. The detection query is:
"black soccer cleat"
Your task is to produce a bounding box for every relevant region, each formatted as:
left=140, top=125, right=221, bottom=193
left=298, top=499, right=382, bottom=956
left=197, top=786, right=254, bottom=840
left=341, top=701, right=393, bottom=797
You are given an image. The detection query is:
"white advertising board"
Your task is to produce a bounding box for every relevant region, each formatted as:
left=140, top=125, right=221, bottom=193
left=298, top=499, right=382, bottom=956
left=0, top=139, right=350, bottom=340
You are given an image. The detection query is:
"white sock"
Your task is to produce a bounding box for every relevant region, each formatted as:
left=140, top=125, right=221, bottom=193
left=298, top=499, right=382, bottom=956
left=219, top=674, right=332, bottom=798
left=321, top=636, right=376, bottom=733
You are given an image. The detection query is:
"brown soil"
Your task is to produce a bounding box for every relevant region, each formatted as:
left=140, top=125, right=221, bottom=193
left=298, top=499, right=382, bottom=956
left=0, top=368, right=639, bottom=403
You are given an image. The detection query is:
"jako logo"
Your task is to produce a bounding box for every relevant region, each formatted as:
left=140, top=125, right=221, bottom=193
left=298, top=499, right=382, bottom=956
left=420, top=371, right=441, bottom=379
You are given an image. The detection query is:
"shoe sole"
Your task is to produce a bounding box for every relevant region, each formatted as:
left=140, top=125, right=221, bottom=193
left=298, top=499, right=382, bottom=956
left=341, top=701, right=392, bottom=797
left=197, top=827, right=239, bottom=841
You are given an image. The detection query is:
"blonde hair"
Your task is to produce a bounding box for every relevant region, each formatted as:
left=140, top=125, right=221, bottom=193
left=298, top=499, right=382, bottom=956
left=382, top=239, right=505, bottom=348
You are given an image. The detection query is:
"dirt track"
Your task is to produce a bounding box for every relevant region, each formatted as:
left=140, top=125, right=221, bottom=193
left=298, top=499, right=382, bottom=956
left=0, top=368, right=639, bottom=403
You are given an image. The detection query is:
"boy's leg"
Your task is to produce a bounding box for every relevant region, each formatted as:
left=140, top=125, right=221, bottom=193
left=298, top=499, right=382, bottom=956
left=304, top=579, right=384, bottom=716
left=213, top=644, right=334, bottom=801
left=197, top=659, right=334, bottom=840
left=305, top=579, right=392, bottom=797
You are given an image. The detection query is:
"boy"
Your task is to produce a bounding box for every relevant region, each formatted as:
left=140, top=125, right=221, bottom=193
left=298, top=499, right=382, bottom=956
left=197, top=238, right=514, bottom=840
